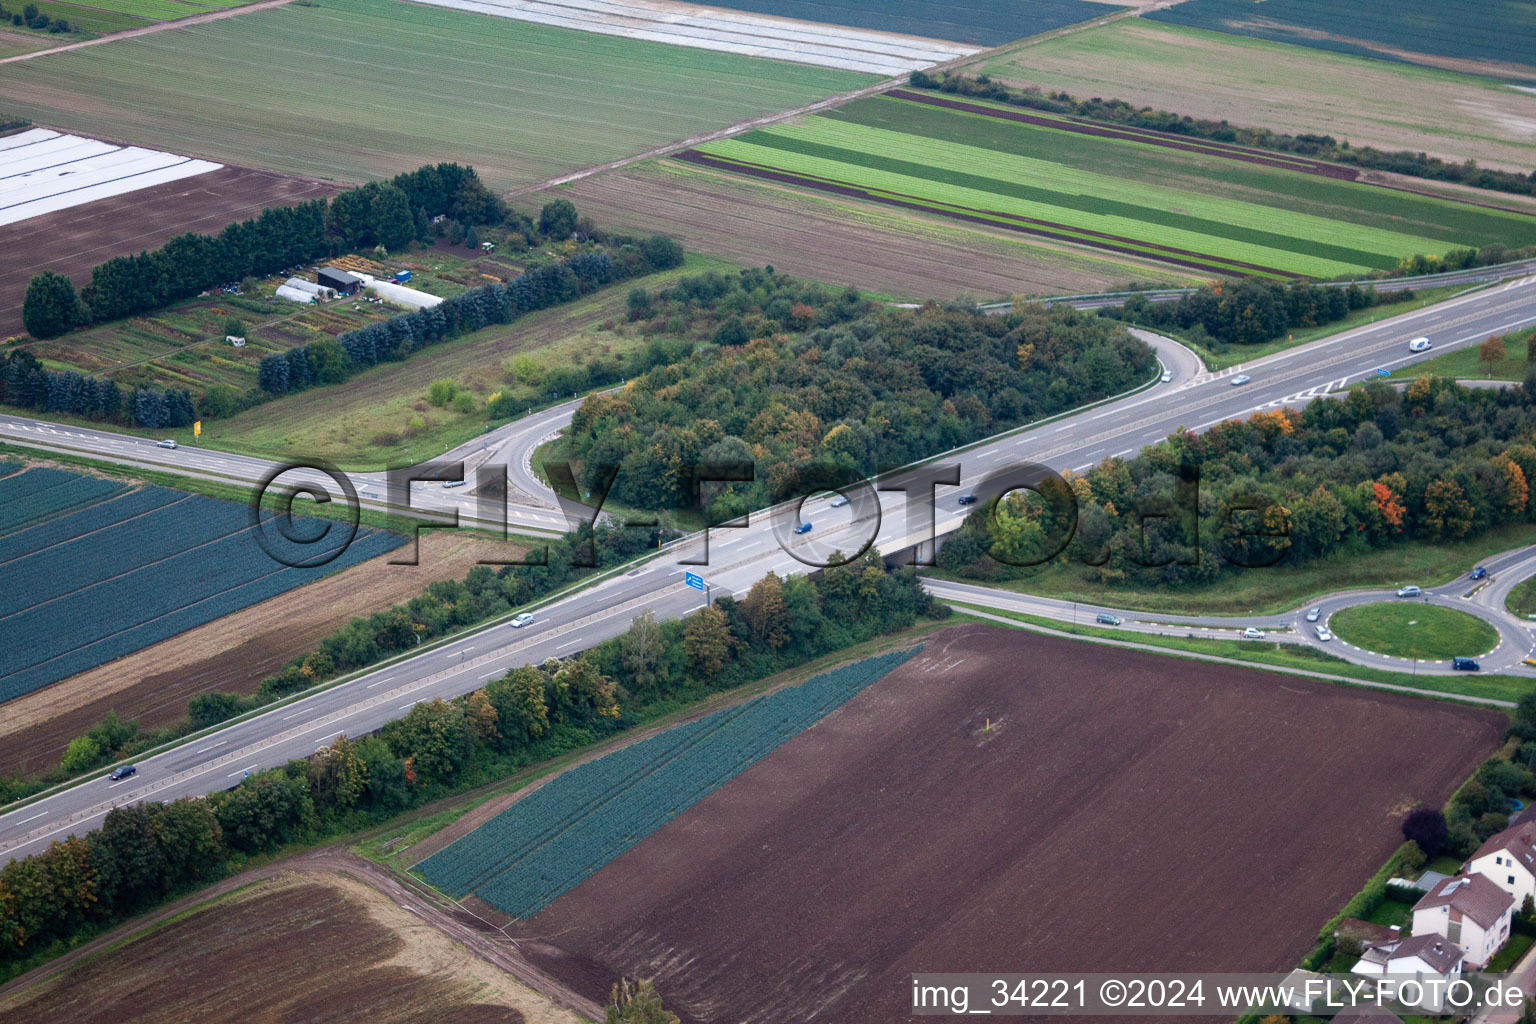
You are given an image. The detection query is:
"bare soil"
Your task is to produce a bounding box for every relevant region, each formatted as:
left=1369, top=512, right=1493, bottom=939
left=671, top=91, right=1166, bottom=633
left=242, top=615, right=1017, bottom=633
left=508, top=623, right=1503, bottom=1023
left=556, top=163, right=1206, bottom=300
left=0, top=849, right=593, bottom=1024
left=0, top=531, right=518, bottom=777
left=0, top=161, right=336, bottom=338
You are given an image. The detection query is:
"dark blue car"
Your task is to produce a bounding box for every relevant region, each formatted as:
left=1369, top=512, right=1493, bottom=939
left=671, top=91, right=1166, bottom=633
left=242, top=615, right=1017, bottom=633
left=108, top=765, right=136, bottom=781
left=1471, top=566, right=1488, bottom=580
left=794, top=522, right=812, bottom=535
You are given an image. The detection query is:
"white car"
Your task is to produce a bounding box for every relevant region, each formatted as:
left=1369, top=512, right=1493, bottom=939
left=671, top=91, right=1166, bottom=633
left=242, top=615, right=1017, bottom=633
left=510, top=612, right=534, bottom=628
left=443, top=479, right=467, bottom=488
left=1396, top=585, right=1422, bottom=598
left=829, top=495, right=849, bottom=508
left=1314, top=625, right=1333, bottom=642
left=1242, top=627, right=1265, bottom=639
left=1230, top=374, right=1251, bottom=387
left=1305, top=607, right=1321, bottom=622
left=156, top=439, right=178, bottom=450
left=1408, top=337, right=1432, bottom=353
left=1160, top=370, right=1173, bottom=383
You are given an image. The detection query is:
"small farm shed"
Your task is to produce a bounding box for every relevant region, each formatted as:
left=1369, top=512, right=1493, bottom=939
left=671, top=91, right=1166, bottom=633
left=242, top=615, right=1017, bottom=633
left=317, top=266, right=361, bottom=295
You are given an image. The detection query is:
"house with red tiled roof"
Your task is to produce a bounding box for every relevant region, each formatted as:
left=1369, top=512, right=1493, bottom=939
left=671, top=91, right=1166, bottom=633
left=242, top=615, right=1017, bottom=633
left=1413, top=873, right=1514, bottom=968
left=1469, top=820, right=1536, bottom=908
left=1352, top=933, right=1464, bottom=1013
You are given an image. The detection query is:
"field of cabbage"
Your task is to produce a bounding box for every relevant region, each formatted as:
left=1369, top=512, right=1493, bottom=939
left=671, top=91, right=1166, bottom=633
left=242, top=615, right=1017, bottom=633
left=1146, top=0, right=1536, bottom=83
left=415, top=647, right=919, bottom=918
left=688, top=94, right=1536, bottom=278
left=0, top=468, right=404, bottom=703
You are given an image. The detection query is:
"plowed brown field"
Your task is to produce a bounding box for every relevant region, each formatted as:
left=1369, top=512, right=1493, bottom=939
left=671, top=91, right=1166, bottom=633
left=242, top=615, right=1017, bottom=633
left=509, top=623, right=1503, bottom=1023
left=0, top=161, right=335, bottom=337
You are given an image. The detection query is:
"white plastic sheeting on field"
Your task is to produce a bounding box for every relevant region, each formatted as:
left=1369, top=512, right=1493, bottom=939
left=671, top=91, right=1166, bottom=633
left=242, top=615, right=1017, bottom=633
left=354, top=274, right=444, bottom=310
left=0, top=128, right=221, bottom=227
left=406, top=0, right=978, bottom=74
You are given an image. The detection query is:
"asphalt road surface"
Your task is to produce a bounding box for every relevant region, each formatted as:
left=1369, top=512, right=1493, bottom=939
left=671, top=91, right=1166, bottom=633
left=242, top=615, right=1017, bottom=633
left=2, top=275, right=1535, bottom=860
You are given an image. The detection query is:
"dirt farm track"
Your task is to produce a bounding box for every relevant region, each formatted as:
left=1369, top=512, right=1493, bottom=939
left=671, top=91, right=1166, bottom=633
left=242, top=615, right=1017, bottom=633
left=509, top=624, right=1503, bottom=1024
left=0, top=159, right=335, bottom=336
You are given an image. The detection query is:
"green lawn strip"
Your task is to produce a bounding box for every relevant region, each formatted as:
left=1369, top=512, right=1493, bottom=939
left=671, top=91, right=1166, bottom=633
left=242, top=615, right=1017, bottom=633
left=1425, top=854, right=1466, bottom=875
left=948, top=604, right=1529, bottom=703
left=929, top=522, right=1536, bottom=616
left=1406, top=325, right=1536, bottom=381
left=1330, top=603, right=1500, bottom=661
left=1364, top=898, right=1413, bottom=929
left=1488, top=931, right=1535, bottom=973
left=0, top=0, right=875, bottom=190
left=1117, top=283, right=1472, bottom=370
left=836, top=94, right=1535, bottom=246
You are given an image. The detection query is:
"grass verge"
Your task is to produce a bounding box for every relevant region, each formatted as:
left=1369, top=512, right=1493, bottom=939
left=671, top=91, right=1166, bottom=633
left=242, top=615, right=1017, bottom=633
left=931, top=523, right=1536, bottom=617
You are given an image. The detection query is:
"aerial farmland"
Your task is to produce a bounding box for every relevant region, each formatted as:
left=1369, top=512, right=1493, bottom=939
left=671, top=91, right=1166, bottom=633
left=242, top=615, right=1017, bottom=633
left=0, top=0, right=878, bottom=190
left=0, top=462, right=404, bottom=701
left=485, top=627, right=1502, bottom=1022
left=5, top=0, right=1536, bottom=1021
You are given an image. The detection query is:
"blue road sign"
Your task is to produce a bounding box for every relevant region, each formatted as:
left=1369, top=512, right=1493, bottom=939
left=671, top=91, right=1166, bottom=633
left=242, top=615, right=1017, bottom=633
left=685, top=572, right=705, bottom=591
left=1376, top=368, right=1391, bottom=377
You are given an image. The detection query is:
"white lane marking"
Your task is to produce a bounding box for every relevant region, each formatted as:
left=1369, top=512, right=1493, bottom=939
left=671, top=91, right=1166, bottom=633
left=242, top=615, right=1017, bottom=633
left=195, top=741, right=226, bottom=753
left=228, top=763, right=259, bottom=778
left=365, top=675, right=396, bottom=689
left=399, top=698, right=425, bottom=711
left=108, top=776, right=138, bottom=789
left=282, top=710, right=306, bottom=720
left=14, top=810, right=47, bottom=825
left=455, top=646, right=475, bottom=656
left=479, top=669, right=503, bottom=680
left=557, top=638, right=584, bottom=650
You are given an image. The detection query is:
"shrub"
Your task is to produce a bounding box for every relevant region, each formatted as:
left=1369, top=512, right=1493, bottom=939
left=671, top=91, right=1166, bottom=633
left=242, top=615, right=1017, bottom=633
left=426, top=378, right=458, bottom=407
left=1403, top=807, right=1449, bottom=858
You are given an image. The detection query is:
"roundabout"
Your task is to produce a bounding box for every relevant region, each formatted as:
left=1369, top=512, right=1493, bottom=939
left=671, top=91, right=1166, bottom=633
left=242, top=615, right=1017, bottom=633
left=1328, top=602, right=1500, bottom=662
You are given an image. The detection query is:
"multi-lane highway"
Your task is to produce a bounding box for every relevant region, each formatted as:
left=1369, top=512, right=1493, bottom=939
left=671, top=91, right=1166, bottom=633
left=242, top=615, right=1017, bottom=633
left=2, top=275, right=1535, bottom=861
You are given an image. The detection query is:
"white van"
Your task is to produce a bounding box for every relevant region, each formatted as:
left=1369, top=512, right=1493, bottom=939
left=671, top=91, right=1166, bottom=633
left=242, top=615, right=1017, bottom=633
left=1408, top=337, right=1432, bottom=353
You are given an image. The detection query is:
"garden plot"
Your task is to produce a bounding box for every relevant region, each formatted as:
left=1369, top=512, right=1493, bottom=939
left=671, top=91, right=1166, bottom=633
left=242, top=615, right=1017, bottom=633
left=0, top=128, right=220, bottom=226
left=406, top=0, right=977, bottom=73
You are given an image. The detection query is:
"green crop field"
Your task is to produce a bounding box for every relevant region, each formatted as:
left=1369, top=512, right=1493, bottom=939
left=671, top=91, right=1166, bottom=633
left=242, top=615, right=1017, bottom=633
left=0, top=0, right=875, bottom=190
left=60, top=0, right=237, bottom=20
left=691, top=94, right=1536, bottom=278
left=30, top=2, right=151, bottom=33
left=1146, top=0, right=1536, bottom=83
